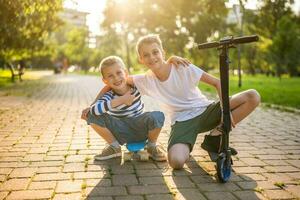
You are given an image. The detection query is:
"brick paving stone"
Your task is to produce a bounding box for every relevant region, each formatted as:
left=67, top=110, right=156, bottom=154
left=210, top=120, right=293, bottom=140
left=190, top=175, right=217, bottom=183
left=9, top=168, right=37, bottom=178
left=36, top=166, right=62, bottom=173
left=0, top=178, right=30, bottom=191
left=86, top=197, right=113, bottom=200
left=63, top=163, right=85, bottom=172
left=234, top=167, right=267, bottom=174
left=22, top=154, right=44, bottom=162
left=146, top=194, right=174, bottom=200
left=204, top=191, right=238, bottom=200
left=28, top=181, right=56, bottom=190
left=262, top=173, right=296, bottom=184
left=236, top=181, right=278, bottom=190
left=74, top=171, right=107, bottom=179
left=139, top=176, right=166, bottom=185
left=56, top=180, right=82, bottom=193
left=128, top=185, right=170, bottom=195
left=285, top=185, right=300, bottom=198
left=239, top=158, right=268, bottom=166
left=6, top=190, right=53, bottom=200
left=240, top=173, right=267, bottom=181
left=285, top=160, right=300, bottom=168
left=112, top=174, right=138, bottom=186
left=164, top=176, right=196, bottom=188
left=264, top=166, right=299, bottom=173
left=0, top=175, right=6, bottom=182
left=136, top=169, right=164, bottom=177
left=233, top=191, right=268, bottom=200
left=115, top=195, right=144, bottom=200
left=174, top=188, right=207, bottom=200
left=86, top=186, right=127, bottom=196
left=0, top=168, right=13, bottom=175
left=264, top=189, right=295, bottom=200
left=197, top=182, right=241, bottom=192
left=86, top=178, right=111, bottom=187
left=33, top=173, right=71, bottom=181
left=0, top=192, right=8, bottom=200
left=53, top=193, right=82, bottom=200
left=110, top=165, right=135, bottom=174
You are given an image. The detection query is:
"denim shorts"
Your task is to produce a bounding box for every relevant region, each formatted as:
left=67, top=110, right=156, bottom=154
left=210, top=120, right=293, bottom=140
left=87, top=111, right=165, bottom=145
left=168, top=101, right=222, bottom=151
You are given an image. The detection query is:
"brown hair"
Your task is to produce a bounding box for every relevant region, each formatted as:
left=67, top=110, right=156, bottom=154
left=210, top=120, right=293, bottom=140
left=99, top=56, right=125, bottom=76
left=136, top=34, right=163, bottom=56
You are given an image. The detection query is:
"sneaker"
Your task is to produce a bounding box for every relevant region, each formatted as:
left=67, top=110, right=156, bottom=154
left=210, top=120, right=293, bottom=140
left=94, top=145, right=121, bottom=161
left=147, top=145, right=167, bottom=161
left=201, top=135, right=238, bottom=156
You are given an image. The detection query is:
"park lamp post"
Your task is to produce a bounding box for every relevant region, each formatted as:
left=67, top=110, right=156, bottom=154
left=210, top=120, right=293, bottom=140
left=233, top=3, right=244, bottom=87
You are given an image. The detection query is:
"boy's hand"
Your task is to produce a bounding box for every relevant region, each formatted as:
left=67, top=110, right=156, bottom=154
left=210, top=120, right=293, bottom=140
left=121, top=90, right=135, bottom=106
left=81, top=107, right=90, bottom=120
left=167, top=55, right=191, bottom=68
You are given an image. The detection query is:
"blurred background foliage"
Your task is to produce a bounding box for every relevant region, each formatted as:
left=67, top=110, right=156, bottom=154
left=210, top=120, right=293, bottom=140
left=0, top=0, right=299, bottom=77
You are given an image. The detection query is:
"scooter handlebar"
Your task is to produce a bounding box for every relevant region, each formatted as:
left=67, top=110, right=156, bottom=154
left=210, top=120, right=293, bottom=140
left=232, top=35, right=259, bottom=44
left=197, top=41, right=219, bottom=49
left=197, top=35, right=259, bottom=50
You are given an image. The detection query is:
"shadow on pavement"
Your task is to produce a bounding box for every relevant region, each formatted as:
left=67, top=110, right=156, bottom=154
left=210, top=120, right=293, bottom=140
left=84, top=154, right=262, bottom=200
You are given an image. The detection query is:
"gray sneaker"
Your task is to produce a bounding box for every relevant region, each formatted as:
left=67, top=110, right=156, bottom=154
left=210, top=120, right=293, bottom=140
left=147, top=144, right=167, bottom=161
left=94, top=145, right=121, bottom=161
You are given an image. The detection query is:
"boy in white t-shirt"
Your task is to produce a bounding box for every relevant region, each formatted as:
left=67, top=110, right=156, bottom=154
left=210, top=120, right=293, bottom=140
left=131, top=34, right=260, bottom=169
left=90, top=34, right=261, bottom=169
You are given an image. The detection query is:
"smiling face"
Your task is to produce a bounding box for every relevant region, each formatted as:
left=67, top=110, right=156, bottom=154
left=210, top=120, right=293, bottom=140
left=138, top=42, right=165, bottom=70
left=102, top=63, right=128, bottom=91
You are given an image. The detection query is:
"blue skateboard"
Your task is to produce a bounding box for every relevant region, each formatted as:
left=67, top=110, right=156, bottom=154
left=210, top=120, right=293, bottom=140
left=122, top=141, right=149, bottom=162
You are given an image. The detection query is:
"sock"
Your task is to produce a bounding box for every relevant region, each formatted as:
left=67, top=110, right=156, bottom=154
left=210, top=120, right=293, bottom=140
left=110, top=140, right=120, bottom=148
left=148, top=141, right=156, bottom=148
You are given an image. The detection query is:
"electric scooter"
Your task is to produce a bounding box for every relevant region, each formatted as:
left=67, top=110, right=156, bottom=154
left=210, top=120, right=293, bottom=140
left=197, top=35, right=259, bottom=182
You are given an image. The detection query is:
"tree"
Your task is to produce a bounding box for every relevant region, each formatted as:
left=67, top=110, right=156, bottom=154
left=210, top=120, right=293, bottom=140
left=101, top=0, right=228, bottom=70
left=0, top=0, right=63, bottom=64
left=253, top=0, right=298, bottom=77
left=63, top=27, right=90, bottom=68
left=269, top=15, right=300, bottom=77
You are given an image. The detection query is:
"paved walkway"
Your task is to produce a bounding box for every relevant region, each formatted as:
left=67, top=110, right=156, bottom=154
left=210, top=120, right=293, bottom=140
left=0, top=74, right=299, bottom=200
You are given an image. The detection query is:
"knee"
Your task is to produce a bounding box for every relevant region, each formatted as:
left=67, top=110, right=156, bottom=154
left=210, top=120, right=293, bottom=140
left=168, top=155, right=186, bottom=170
left=90, top=123, right=106, bottom=131
left=247, top=89, right=261, bottom=107
left=150, top=111, right=165, bottom=124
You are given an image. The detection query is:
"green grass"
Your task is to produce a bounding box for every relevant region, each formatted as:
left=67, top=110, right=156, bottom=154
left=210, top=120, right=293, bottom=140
left=2, top=69, right=299, bottom=110
left=199, top=74, right=300, bottom=109
left=0, top=69, right=51, bottom=97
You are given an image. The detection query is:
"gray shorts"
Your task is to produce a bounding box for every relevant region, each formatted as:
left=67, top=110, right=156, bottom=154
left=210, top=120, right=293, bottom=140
left=87, top=111, right=165, bottom=145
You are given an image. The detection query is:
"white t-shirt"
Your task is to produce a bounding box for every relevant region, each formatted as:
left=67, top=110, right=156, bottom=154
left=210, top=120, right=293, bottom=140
left=133, top=64, right=213, bottom=124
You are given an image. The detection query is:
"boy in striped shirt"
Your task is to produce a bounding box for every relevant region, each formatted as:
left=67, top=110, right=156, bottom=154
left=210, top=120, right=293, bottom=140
left=83, top=56, right=166, bottom=161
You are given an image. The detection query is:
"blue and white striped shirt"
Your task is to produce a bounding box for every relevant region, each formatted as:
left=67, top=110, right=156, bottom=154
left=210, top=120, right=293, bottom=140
left=90, top=86, right=144, bottom=118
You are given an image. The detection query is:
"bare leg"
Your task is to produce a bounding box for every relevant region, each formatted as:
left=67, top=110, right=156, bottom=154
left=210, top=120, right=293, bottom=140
left=210, top=89, right=260, bottom=136
left=148, top=128, right=162, bottom=143
left=168, top=143, right=190, bottom=169
left=230, top=89, right=260, bottom=124
left=90, top=123, right=116, bottom=144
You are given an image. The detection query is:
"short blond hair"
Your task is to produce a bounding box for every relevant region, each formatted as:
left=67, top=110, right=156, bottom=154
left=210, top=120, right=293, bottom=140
left=136, top=34, right=163, bottom=56
left=99, top=56, right=125, bottom=76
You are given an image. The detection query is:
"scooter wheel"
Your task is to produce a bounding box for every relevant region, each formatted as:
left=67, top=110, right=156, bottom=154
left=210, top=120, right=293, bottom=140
left=216, top=155, right=232, bottom=183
